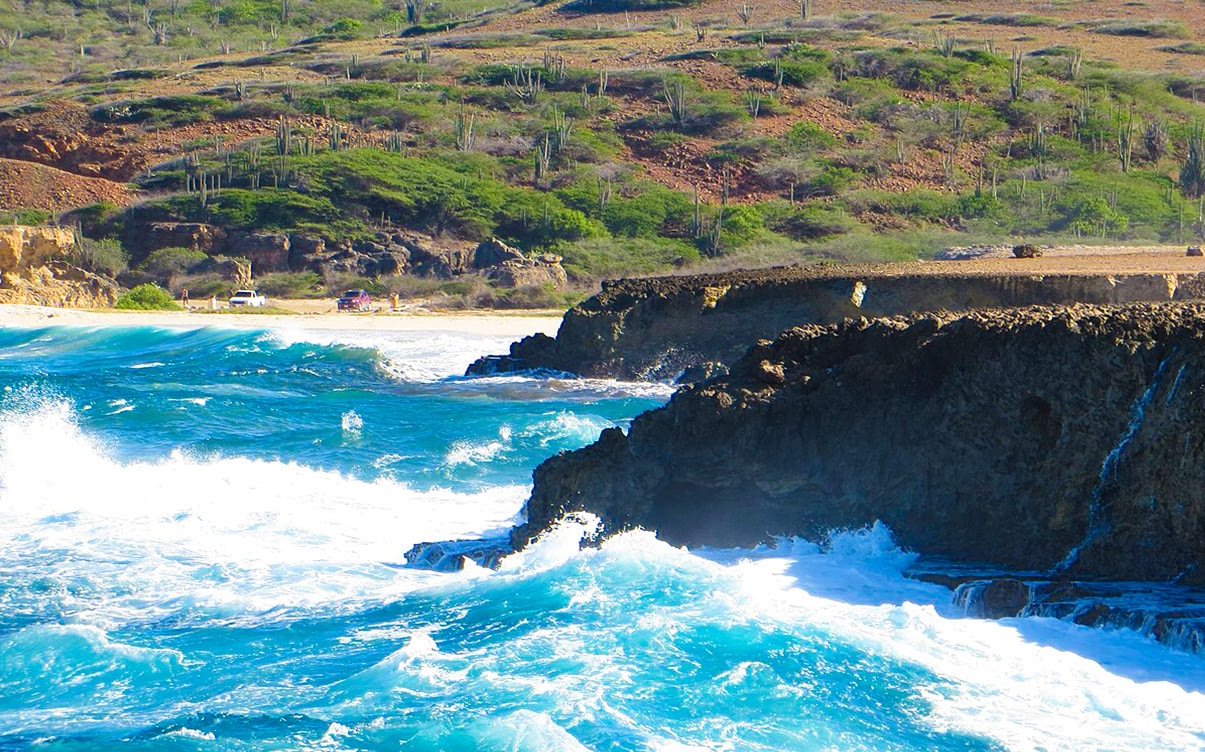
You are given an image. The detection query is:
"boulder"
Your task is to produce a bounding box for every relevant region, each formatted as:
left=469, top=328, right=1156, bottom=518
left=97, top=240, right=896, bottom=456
left=1012, top=244, right=1043, bottom=258
left=473, top=237, right=525, bottom=269
left=483, top=258, right=568, bottom=288
left=146, top=222, right=226, bottom=255
left=289, top=234, right=325, bottom=270
left=411, top=246, right=472, bottom=278
left=229, top=233, right=290, bottom=273
left=1188, top=246, right=1203, bottom=257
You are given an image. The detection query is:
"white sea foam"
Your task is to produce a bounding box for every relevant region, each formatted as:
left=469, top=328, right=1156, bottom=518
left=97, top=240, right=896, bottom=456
left=0, top=400, right=527, bottom=629
left=473, top=519, right=1205, bottom=750
left=264, top=329, right=522, bottom=383
left=691, top=528, right=1205, bottom=751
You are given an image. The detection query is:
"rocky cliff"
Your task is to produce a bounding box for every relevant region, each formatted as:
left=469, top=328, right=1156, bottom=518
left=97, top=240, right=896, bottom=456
left=520, top=303, right=1205, bottom=585
left=0, top=225, right=118, bottom=307
left=469, top=265, right=1205, bottom=380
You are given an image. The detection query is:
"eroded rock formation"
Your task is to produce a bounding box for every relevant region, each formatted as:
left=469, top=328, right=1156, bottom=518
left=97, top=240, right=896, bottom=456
left=469, top=266, right=1205, bottom=380
left=520, top=303, right=1205, bottom=585
left=0, top=225, right=117, bottom=306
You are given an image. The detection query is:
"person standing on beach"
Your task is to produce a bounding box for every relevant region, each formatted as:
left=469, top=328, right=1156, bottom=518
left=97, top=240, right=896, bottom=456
left=181, top=288, right=189, bottom=309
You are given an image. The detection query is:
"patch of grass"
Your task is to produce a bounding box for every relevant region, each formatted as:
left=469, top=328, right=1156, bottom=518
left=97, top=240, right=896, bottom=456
left=532, top=27, right=633, bottom=40
left=1159, top=42, right=1205, bottom=55
left=561, top=0, right=700, bottom=12
left=1087, top=19, right=1190, bottom=39
left=954, top=13, right=1058, bottom=27
left=90, top=95, right=224, bottom=128
left=560, top=236, right=700, bottom=280
left=432, top=33, right=541, bottom=49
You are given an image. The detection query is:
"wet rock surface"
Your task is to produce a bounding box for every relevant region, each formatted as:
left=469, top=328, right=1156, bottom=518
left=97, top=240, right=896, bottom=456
left=519, top=303, right=1205, bottom=586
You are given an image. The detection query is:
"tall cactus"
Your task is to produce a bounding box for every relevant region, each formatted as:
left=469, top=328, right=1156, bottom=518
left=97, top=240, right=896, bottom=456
left=1010, top=48, right=1024, bottom=101
left=274, top=115, right=292, bottom=157
left=1181, top=124, right=1205, bottom=199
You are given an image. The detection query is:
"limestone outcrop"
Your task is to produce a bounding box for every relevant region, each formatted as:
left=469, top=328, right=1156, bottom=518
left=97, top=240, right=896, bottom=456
left=468, top=265, right=1205, bottom=380
left=520, top=303, right=1205, bottom=585
left=0, top=225, right=117, bottom=306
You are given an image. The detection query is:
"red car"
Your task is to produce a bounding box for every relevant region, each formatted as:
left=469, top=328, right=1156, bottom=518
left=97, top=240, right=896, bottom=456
left=337, top=289, right=371, bottom=311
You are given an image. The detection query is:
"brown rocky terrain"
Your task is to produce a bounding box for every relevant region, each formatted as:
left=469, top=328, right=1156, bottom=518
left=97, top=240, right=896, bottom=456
left=0, top=158, right=138, bottom=213
left=0, top=225, right=118, bottom=306
left=520, top=302, right=1205, bottom=586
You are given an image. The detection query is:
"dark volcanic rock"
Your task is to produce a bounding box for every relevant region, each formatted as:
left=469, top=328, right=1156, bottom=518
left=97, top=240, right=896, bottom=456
left=467, top=265, right=1205, bottom=381
left=519, top=303, right=1205, bottom=584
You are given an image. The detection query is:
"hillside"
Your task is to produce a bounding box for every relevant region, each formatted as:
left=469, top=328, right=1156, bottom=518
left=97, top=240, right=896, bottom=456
left=0, top=0, right=1203, bottom=299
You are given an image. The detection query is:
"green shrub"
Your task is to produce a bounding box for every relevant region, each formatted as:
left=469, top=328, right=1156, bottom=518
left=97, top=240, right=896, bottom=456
left=742, top=45, right=831, bottom=88
left=847, top=49, right=970, bottom=92
left=77, top=237, right=129, bottom=276
left=845, top=189, right=964, bottom=222
left=142, top=247, right=208, bottom=279
left=90, top=96, right=222, bottom=127
left=158, top=189, right=342, bottom=231
left=561, top=0, right=700, bottom=12
left=759, top=201, right=861, bottom=239
left=560, top=236, right=700, bottom=279
left=718, top=204, right=768, bottom=249
left=1158, top=42, right=1205, bottom=55
left=1090, top=19, right=1189, bottom=39
left=0, top=208, right=50, bottom=225
left=115, top=284, right=181, bottom=310
left=785, top=121, right=837, bottom=152
left=301, top=150, right=506, bottom=238
left=493, top=190, right=607, bottom=250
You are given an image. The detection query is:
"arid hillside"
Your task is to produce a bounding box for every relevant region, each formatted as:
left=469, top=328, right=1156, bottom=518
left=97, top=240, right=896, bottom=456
left=0, top=0, right=1202, bottom=299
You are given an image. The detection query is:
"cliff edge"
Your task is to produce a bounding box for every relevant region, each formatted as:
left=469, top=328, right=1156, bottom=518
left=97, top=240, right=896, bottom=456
left=520, top=303, right=1205, bottom=585
left=469, top=263, right=1205, bottom=381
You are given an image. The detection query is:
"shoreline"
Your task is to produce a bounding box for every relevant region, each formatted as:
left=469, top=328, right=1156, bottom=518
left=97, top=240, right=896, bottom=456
left=0, top=301, right=567, bottom=337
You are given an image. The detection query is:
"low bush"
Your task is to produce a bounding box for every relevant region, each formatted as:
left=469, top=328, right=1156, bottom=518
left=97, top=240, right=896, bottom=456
left=561, top=0, right=700, bottom=12
left=90, top=95, right=223, bottom=127
left=115, top=284, right=181, bottom=310
left=76, top=237, right=129, bottom=277
left=560, top=236, right=700, bottom=279
left=142, top=247, right=208, bottom=280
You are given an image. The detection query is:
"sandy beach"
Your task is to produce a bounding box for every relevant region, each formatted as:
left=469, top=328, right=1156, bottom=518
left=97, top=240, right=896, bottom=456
left=0, top=299, right=566, bottom=337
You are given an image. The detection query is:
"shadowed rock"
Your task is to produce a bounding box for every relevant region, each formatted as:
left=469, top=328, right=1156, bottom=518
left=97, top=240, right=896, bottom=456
left=518, top=303, right=1205, bottom=585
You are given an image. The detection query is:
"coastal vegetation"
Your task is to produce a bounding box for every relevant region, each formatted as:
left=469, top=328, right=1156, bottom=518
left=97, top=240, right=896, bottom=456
left=1, top=0, right=1203, bottom=298
left=115, top=283, right=181, bottom=309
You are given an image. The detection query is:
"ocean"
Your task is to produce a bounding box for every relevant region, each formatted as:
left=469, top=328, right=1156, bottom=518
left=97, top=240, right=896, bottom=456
left=0, top=322, right=1201, bottom=751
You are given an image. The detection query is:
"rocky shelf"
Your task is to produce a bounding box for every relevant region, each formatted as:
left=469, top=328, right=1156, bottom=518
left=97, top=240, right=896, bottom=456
left=468, top=260, right=1205, bottom=381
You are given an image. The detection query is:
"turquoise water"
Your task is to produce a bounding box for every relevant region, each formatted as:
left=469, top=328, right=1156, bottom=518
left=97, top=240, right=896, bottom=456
left=0, top=324, right=1202, bottom=751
